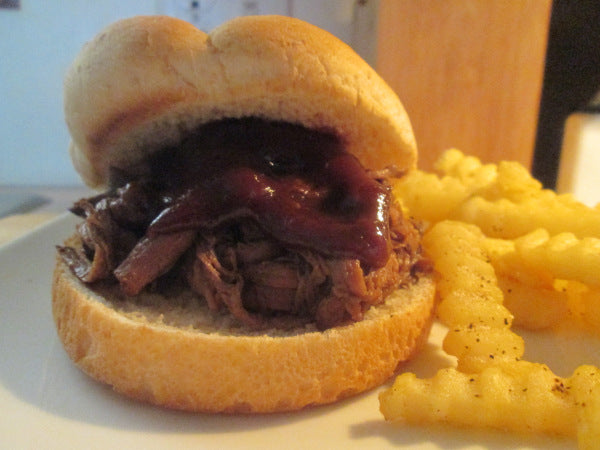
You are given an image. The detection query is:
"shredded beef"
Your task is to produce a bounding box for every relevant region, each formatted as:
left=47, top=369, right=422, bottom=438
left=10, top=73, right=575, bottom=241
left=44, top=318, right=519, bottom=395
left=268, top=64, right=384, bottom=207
left=59, top=181, right=424, bottom=330
left=182, top=209, right=420, bottom=330
left=57, top=182, right=163, bottom=285
left=57, top=118, right=429, bottom=330
left=114, top=230, right=196, bottom=296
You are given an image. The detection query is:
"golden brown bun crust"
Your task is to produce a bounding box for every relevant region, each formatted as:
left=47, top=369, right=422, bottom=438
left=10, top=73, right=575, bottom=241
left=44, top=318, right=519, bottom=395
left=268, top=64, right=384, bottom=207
left=52, top=246, right=435, bottom=413
left=64, top=15, right=417, bottom=188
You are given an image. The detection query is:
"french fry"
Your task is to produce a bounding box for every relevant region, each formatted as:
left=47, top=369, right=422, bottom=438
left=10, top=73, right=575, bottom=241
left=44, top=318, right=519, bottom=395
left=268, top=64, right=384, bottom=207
left=380, top=361, right=597, bottom=439
left=582, top=288, right=600, bottom=332
left=381, top=149, right=600, bottom=448
left=571, top=365, right=600, bottom=449
left=560, top=280, right=600, bottom=333
left=391, top=171, right=467, bottom=224
left=515, top=229, right=600, bottom=287
left=480, top=159, right=543, bottom=202
left=484, top=234, right=570, bottom=330
left=423, top=221, right=503, bottom=309
left=454, top=192, right=600, bottom=240
left=422, top=221, right=522, bottom=370
left=497, top=275, right=570, bottom=330
left=435, top=148, right=497, bottom=193
left=394, top=149, right=600, bottom=239
left=443, top=326, right=524, bottom=373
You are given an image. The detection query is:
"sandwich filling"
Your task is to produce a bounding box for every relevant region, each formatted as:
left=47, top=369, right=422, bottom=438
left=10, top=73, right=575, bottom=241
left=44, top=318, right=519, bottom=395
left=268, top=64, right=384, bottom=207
left=58, top=118, right=429, bottom=330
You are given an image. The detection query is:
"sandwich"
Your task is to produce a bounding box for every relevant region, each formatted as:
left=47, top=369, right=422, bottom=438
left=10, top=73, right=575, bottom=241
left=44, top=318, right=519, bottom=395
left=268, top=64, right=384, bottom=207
left=52, top=15, right=435, bottom=413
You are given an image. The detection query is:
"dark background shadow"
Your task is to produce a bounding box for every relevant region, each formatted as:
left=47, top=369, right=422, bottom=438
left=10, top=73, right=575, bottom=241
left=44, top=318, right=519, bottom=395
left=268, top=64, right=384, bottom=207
left=533, top=0, right=600, bottom=189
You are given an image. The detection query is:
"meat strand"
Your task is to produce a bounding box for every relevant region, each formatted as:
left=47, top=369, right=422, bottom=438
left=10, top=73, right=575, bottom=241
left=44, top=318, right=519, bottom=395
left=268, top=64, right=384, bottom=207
left=183, top=214, right=420, bottom=330
left=148, top=157, right=391, bottom=269
left=114, top=230, right=196, bottom=296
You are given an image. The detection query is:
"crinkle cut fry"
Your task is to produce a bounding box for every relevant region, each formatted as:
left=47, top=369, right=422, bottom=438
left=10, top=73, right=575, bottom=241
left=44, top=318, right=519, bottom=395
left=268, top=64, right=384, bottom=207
left=513, top=229, right=600, bottom=288
left=384, top=150, right=600, bottom=447
left=484, top=230, right=600, bottom=331
left=380, top=220, right=600, bottom=448
left=393, top=149, right=600, bottom=332
left=423, top=220, right=523, bottom=372
left=380, top=362, right=600, bottom=447
left=392, top=149, right=600, bottom=240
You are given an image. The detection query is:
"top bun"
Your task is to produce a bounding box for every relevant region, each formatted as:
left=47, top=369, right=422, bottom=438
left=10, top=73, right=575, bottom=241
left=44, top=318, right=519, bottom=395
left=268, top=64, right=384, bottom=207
left=64, top=15, right=416, bottom=188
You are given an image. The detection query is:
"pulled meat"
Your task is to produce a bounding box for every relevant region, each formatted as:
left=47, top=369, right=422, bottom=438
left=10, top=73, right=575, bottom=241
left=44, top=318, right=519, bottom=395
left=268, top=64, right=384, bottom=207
left=58, top=118, right=428, bottom=330
left=184, top=210, right=421, bottom=330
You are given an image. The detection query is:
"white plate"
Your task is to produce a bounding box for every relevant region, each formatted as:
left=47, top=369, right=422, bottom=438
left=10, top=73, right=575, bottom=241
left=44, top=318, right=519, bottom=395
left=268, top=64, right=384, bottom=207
left=0, top=214, right=593, bottom=449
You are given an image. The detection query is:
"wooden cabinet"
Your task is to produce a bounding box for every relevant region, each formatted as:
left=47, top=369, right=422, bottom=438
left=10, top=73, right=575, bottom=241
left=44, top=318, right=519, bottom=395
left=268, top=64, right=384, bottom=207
left=376, top=0, right=552, bottom=171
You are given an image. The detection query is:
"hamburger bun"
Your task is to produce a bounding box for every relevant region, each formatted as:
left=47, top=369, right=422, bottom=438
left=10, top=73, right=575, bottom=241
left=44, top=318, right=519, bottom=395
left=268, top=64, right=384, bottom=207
left=54, top=15, right=435, bottom=413
left=53, top=242, right=435, bottom=413
left=63, top=15, right=416, bottom=188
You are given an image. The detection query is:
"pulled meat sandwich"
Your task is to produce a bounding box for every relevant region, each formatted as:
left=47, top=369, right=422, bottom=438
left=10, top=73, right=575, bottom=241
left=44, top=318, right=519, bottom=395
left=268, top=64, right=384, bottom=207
left=52, top=15, right=435, bottom=413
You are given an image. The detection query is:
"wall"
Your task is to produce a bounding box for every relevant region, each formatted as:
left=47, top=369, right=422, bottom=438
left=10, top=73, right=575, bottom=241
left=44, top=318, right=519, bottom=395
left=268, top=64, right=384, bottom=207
left=0, top=0, right=375, bottom=186
left=0, top=1, right=158, bottom=186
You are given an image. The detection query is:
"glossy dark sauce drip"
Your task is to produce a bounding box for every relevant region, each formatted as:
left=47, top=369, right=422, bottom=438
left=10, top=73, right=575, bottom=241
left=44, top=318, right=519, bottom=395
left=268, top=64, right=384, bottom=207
left=137, top=118, right=391, bottom=269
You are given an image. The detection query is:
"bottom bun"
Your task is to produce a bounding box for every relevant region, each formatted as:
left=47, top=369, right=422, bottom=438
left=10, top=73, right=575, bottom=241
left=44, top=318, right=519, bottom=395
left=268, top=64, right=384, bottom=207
left=52, top=247, right=436, bottom=413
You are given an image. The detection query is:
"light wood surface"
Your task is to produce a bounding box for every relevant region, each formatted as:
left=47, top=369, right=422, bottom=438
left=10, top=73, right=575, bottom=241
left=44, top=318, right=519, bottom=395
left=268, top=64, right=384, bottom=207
left=376, top=0, right=552, bottom=171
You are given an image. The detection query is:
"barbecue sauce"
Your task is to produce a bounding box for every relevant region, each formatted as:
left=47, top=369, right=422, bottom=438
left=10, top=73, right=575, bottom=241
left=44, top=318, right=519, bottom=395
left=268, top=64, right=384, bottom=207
left=138, top=118, right=392, bottom=269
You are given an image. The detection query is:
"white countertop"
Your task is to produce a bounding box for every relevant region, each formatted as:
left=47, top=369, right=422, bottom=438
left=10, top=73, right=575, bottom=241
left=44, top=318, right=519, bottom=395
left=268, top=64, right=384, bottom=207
left=0, top=186, right=94, bottom=246
left=0, top=186, right=94, bottom=215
